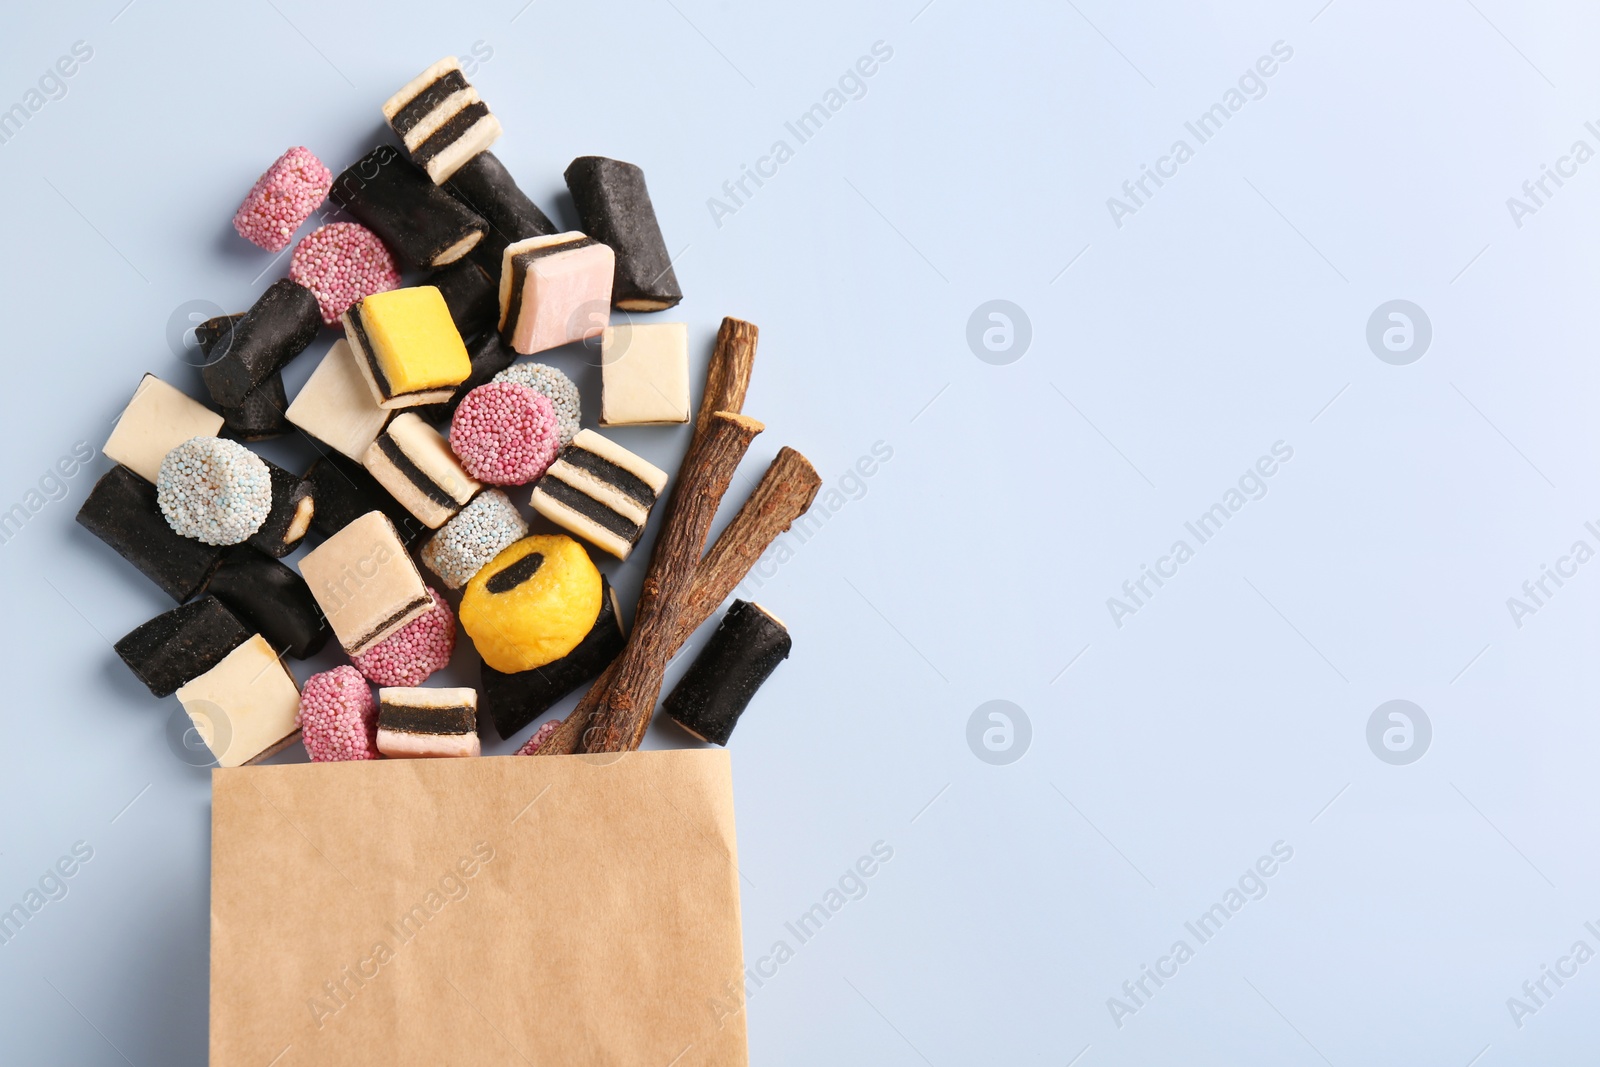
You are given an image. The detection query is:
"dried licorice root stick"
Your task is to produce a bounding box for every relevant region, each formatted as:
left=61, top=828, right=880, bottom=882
left=579, top=412, right=764, bottom=752
left=530, top=445, right=820, bottom=756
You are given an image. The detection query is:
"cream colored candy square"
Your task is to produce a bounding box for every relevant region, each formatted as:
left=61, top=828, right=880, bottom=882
left=174, top=635, right=300, bottom=768
left=298, top=511, right=433, bottom=654
left=103, top=374, right=225, bottom=482
left=286, top=340, right=391, bottom=461
left=600, top=323, right=690, bottom=426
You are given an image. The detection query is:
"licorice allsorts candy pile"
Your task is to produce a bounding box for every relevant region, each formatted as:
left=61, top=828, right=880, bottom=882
left=77, top=54, right=797, bottom=767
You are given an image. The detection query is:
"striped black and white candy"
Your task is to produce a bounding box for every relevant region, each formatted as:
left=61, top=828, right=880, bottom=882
left=382, top=58, right=502, bottom=184
left=529, top=429, right=667, bottom=560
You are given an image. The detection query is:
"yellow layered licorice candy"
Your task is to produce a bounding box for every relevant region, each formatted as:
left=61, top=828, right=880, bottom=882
left=342, top=286, right=471, bottom=410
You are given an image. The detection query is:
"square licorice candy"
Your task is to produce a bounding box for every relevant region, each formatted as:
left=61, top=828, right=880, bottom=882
left=286, top=339, right=392, bottom=460
left=530, top=429, right=667, bottom=560
left=498, top=233, right=614, bottom=355
left=382, top=57, right=502, bottom=185
left=174, top=634, right=301, bottom=768
left=298, top=510, right=433, bottom=655
left=363, top=413, right=480, bottom=529
left=103, top=375, right=225, bottom=483
left=341, top=287, right=471, bottom=409
left=600, top=323, right=690, bottom=426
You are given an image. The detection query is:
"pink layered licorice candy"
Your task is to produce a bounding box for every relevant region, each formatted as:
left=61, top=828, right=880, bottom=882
left=233, top=147, right=333, bottom=252
left=497, top=233, right=614, bottom=354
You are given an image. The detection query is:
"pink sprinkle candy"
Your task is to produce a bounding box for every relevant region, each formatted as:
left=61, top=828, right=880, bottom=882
left=297, top=666, right=379, bottom=761
left=352, top=587, right=456, bottom=686
left=232, top=147, right=332, bottom=253
left=449, top=382, right=560, bottom=486
left=289, top=222, right=401, bottom=324
left=517, top=720, right=561, bottom=756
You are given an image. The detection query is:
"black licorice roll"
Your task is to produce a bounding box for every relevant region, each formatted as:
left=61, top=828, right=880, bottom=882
left=330, top=146, right=486, bottom=271
left=444, top=150, right=557, bottom=275
left=663, top=600, right=790, bottom=746
left=245, top=460, right=315, bottom=558
left=201, top=279, right=321, bottom=407
left=563, top=156, right=682, bottom=311
left=194, top=312, right=243, bottom=362
left=417, top=331, right=516, bottom=424
left=425, top=258, right=499, bottom=341
left=76, top=465, right=223, bottom=602
left=205, top=546, right=330, bottom=658
left=303, top=451, right=428, bottom=545
left=114, top=595, right=251, bottom=697
left=480, top=576, right=626, bottom=739
left=220, top=372, right=290, bottom=441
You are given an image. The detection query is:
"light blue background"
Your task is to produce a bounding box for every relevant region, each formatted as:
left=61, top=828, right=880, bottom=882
left=3, top=1, right=1599, bottom=1063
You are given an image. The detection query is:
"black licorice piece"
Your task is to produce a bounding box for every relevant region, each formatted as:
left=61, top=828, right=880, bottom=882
left=304, top=451, right=427, bottom=545
left=444, top=151, right=557, bottom=275
left=114, top=595, right=251, bottom=697
left=425, top=258, right=499, bottom=341
left=194, top=312, right=243, bottom=362
left=201, top=280, right=322, bottom=407
left=76, top=465, right=223, bottom=602
left=563, top=156, right=682, bottom=311
left=221, top=372, right=290, bottom=441
left=330, top=146, right=486, bottom=271
left=416, top=331, right=516, bottom=424
left=205, top=546, right=330, bottom=658
left=663, top=600, right=790, bottom=746
left=246, top=460, right=315, bottom=558
left=480, top=577, right=627, bottom=739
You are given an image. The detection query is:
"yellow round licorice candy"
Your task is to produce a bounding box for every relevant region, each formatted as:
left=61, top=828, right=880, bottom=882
left=459, top=535, right=601, bottom=673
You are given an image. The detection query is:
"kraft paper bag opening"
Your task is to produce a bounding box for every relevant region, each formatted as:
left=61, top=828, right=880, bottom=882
left=210, top=750, right=749, bottom=1066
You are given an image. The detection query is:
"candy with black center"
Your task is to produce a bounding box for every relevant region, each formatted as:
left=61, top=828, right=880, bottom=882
left=425, top=258, right=499, bottom=341
left=286, top=339, right=391, bottom=461
left=364, top=412, right=480, bottom=529
left=246, top=459, right=315, bottom=558
left=382, top=57, right=502, bottom=184
left=114, top=595, right=251, bottom=697
left=498, top=233, right=614, bottom=355
left=201, top=279, right=322, bottom=408
left=103, top=374, right=225, bottom=483
left=298, top=510, right=433, bottom=655
left=330, top=146, right=486, bottom=270
left=663, top=600, right=791, bottom=746
left=529, top=429, right=667, bottom=559
left=205, top=546, right=330, bottom=659
left=458, top=534, right=600, bottom=673
left=175, top=634, right=302, bottom=767
left=303, top=452, right=427, bottom=545
left=342, top=286, right=472, bottom=409
left=443, top=150, right=556, bottom=274
left=376, top=687, right=480, bottom=758
left=564, top=156, right=683, bottom=311
left=77, top=465, right=223, bottom=601
left=481, top=575, right=626, bottom=739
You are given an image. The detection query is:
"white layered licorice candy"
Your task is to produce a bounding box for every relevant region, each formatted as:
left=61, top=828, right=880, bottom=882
left=529, top=429, right=667, bottom=560
left=376, top=687, right=480, bottom=758
left=599, top=323, right=690, bottom=426
left=297, top=510, right=433, bottom=655
left=363, top=413, right=481, bottom=529
left=285, top=339, right=391, bottom=461
left=382, top=57, right=502, bottom=184
left=174, top=634, right=302, bottom=768
left=103, top=374, right=225, bottom=483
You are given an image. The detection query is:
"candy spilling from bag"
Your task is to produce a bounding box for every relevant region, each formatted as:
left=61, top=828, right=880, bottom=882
left=79, top=56, right=824, bottom=767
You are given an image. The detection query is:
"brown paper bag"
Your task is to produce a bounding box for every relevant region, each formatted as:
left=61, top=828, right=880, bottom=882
left=211, top=750, right=749, bottom=1066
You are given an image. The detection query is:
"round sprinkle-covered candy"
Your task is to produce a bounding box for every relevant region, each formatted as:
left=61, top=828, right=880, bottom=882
left=232, top=147, right=333, bottom=253
left=449, top=382, right=560, bottom=486
left=289, top=222, right=401, bottom=324
left=298, top=666, right=379, bottom=761
left=517, top=719, right=561, bottom=755
left=420, top=490, right=529, bottom=590
left=352, top=587, right=456, bottom=686
left=460, top=535, right=601, bottom=673
left=157, top=436, right=273, bottom=546
left=492, top=362, right=581, bottom=446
